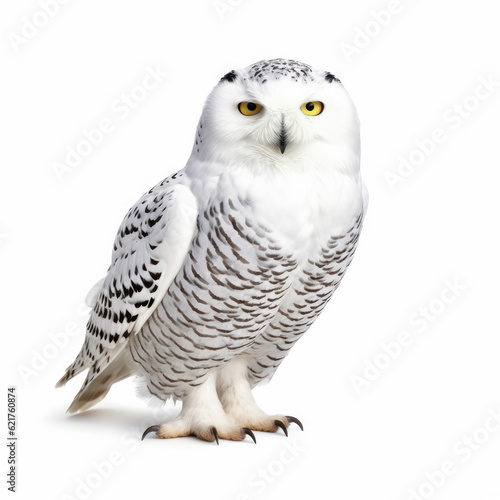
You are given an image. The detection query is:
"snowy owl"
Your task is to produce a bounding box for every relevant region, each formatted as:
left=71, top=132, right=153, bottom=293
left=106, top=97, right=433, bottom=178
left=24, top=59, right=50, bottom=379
left=57, top=58, right=368, bottom=443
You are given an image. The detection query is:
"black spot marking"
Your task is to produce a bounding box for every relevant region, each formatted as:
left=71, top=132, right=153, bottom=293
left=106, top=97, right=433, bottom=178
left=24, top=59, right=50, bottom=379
left=220, top=70, right=237, bottom=83
left=324, top=72, right=340, bottom=83
left=247, top=59, right=313, bottom=83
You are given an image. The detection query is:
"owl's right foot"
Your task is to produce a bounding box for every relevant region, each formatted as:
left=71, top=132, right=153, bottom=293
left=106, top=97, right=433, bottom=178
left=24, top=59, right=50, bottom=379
left=141, top=418, right=255, bottom=443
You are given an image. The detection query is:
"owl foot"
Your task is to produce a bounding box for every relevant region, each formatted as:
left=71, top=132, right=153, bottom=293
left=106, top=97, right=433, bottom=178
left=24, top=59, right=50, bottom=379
left=141, top=372, right=258, bottom=443
left=217, top=357, right=305, bottom=436
left=141, top=418, right=256, bottom=444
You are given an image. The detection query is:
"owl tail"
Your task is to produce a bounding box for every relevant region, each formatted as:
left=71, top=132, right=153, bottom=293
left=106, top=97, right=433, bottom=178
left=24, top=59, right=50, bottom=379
left=60, top=348, right=135, bottom=414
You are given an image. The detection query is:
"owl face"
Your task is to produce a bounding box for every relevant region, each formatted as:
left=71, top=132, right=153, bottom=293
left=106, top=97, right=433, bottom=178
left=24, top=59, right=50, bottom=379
left=195, top=59, right=360, bottom=172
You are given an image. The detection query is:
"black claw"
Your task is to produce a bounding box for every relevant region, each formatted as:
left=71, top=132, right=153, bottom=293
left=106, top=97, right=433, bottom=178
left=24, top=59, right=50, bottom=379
left=286, top=415, right=304, bottom=431
left=141, top=425, right=160, bottom=440
left=274, top=419, right=288, bottom=437
left=211, top=426, right=219, bottom=445
left=243, top=427, right=257, bottom=444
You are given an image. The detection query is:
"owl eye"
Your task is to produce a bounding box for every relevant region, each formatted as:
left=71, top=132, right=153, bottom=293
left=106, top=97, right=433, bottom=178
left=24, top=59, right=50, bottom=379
left=301, top=101, right=324, bottom=116
left=238, top=102, right=263, bottom=116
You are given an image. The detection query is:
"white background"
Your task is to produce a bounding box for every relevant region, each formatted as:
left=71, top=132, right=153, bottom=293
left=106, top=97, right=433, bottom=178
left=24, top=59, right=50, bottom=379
left=1, top=1, right=499, bottom=499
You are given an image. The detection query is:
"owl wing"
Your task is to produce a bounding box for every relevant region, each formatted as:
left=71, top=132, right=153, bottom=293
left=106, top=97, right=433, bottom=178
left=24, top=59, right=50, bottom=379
left=56, top=174, right=198, bottom=411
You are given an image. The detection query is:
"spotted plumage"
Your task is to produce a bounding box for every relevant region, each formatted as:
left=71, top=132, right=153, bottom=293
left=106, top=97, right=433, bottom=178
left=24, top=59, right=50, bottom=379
left=57, top=58, right=367, bottom=442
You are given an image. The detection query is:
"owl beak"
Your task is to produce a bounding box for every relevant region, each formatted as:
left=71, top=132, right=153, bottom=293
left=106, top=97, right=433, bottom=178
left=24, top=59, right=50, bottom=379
left=278, top=117, right=288, bottom=154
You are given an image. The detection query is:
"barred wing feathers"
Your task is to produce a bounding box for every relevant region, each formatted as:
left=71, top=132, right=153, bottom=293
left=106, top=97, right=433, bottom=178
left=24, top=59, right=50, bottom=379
left=56, top=175, right=198, bottom=413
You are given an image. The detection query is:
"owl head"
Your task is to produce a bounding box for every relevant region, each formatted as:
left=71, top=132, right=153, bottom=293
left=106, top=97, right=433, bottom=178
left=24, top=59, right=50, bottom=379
left=190, top=59, right=360, bottom=174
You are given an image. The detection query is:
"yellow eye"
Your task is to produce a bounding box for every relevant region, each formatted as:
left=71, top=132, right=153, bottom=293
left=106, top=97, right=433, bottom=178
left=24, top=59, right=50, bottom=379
left=238, top=102, right=263, bottom=116
left=301, top=101, right=324, bottom=116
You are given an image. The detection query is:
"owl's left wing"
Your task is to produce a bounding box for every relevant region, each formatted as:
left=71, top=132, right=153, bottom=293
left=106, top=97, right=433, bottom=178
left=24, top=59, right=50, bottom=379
left=56, top=176, right=198, bottom=409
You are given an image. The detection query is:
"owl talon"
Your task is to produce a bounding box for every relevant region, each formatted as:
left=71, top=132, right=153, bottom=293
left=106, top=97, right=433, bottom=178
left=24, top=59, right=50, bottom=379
left=141, top=425, right=161, bottom=440
left=274, top=419, right=288, bottom=437
left=211, top=426, right=219, bottom=445
left=243, top=427, right=257, bottom=444
left=285, top=416, right=304, bottom=431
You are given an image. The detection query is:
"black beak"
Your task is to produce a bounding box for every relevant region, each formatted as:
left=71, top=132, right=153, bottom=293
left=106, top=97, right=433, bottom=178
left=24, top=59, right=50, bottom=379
left=278, top=117, right=287, bottom=154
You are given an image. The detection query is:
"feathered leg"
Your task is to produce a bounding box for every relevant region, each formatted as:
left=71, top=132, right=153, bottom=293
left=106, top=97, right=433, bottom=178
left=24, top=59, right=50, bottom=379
left=216, top=356, right=303, bottom=435
left=142, top=371, right=255, bottom=443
